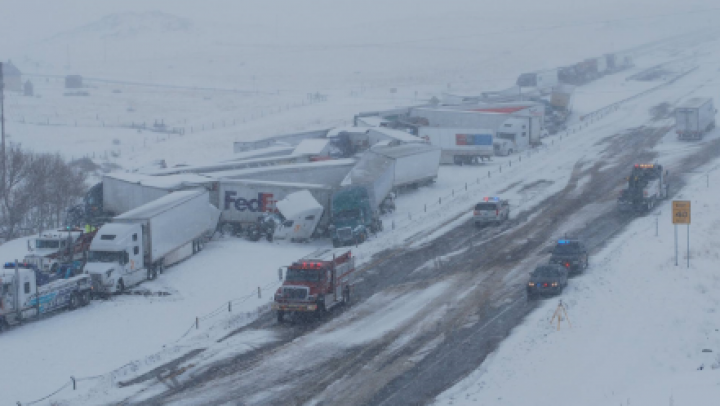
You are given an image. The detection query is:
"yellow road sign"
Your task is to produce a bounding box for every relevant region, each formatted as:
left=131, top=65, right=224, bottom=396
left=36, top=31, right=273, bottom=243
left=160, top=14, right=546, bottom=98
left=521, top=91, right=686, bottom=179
left=672, top=200, right=691, bottom=224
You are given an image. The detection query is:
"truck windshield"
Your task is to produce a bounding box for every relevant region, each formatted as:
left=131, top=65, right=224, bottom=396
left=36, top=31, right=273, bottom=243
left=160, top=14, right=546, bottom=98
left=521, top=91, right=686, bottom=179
left=286, top=268, right=322, bottom=282
left=497, top=132, right=516, bottom=142
left=88, top=251, right=123, bottom=263
left=36, top=240, right=60, bottom=249
left=335, top=209, right=360, bottom=221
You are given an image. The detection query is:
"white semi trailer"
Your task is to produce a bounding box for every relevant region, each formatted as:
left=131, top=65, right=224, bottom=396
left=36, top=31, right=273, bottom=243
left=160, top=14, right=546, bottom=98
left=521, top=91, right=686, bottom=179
left=417, top=127, right=494, bottom=164
left=86, top=190, right=220, bottom=294
left=675, top=98, right=716, bottom=140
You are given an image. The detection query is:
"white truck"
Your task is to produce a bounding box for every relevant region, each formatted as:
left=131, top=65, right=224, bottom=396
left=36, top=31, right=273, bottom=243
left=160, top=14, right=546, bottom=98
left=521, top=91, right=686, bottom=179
left=24, top=228, right=96, bottom=272
left=273, top=191, right=325, bottom=242
left=410, top=107, right=545, bottom=151
left=367, top=143, right=442, bottom=189
left=1, top=262, right=92, bottom=331
left=85, top=190, right=220, bottom=294
left=675, top=98, right=716, bottom=140
left=516, top=69, right=559, bottom=92
left=417, top=127, right=494, bottom=164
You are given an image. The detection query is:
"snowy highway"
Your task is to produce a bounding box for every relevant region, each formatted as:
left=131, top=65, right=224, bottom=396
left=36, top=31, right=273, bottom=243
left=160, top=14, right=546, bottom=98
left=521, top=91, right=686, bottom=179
left=3, top=4, right=720, bottom=405
left=71, top=37, right=720, bottom=406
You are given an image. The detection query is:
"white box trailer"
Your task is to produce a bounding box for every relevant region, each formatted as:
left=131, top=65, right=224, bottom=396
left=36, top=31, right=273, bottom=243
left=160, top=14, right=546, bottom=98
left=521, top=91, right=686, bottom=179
left=206, top=159, right=356, bottom=187
left=219, top=179, right=335, bottom=230
left=411, top=108, right=543, bottom=150
left=273, top=191, right=325, bottom=242
left=102, top=173, right=213, bottom=215
left=368, top=143, right=441, bottom=189
left=675, top=98, right=716, bottom=140
left=86, top=190, right=220, bottom=294
left=347, top=150, right=396, bottom=210
left=417, top=127, right=494, bottom=164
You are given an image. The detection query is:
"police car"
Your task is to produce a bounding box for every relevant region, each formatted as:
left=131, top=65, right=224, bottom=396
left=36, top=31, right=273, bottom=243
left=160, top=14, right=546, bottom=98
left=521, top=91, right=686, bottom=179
left=549, top=239, right=589, bottom=274
left=473, top=197, right=510, bottom=226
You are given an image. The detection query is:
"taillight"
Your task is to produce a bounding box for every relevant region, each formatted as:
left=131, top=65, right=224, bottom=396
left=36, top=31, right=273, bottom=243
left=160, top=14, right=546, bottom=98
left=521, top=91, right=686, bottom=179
left=564, top=262, right=570, bottom=267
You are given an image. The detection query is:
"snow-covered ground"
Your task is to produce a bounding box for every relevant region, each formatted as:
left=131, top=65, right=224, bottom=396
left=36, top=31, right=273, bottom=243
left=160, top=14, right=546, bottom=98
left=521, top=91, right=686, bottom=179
left=2, top=1, right=720, bottom=404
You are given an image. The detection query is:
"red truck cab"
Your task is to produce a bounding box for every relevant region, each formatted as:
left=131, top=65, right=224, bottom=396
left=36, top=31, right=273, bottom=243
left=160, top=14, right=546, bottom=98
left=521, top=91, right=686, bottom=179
left=273, top=249, right=354, bottom=322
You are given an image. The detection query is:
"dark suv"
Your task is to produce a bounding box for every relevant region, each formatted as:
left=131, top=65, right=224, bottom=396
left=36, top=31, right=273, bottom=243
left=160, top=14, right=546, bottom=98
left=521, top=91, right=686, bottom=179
left=549, top=239, right=589, bottom=274
left=527, top=264, right=568, bottom=299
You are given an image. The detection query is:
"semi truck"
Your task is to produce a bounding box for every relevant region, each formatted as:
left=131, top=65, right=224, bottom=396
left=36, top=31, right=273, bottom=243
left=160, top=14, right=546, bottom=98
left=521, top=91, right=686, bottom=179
left=330, top=152, right=394, bottom=247
left=675, top=98, right=716, bottom=140
left=410, top=107, right=544, bottom=151
left=516, top=69, right=559, bottom=91
left=273, top=191, right=325, bottom=242
left=85, top=190, right=220, bottom=294
left=617, top=164, right=669, bottom=212
left=273, top=249, right=354, bottom=322
left=0, top=262, right=92, bottom=331
left=368, top=143, right=441, bottom=188
left=417, top=127, right=494, bottom=164
left=24, top=228, right=96, bottom=272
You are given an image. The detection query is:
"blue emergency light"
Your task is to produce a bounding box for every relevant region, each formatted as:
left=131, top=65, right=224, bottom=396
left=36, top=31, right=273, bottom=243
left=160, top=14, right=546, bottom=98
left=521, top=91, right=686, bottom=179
left=557, top=240, right=569, bottom=244
left=483, top=197, right=500, bottom=202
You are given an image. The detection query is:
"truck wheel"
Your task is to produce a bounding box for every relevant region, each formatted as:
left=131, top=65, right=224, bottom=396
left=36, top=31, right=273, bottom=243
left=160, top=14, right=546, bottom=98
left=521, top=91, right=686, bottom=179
left=51, top=263, right=59, bottom=274
left=80, top=290, right=91, bottom=306
left=69, top=293, right=79, bottom=310
left=343, top=287, right=351, bottom=305
left=277, top=311, right=285, bottom=323
left=116, top=279, right=125, bottom=294
left=158, top=263, right=165, bottom=275
left=378, top=220, right=384, bottom=232
left=148, top=268, right=157, bottom=280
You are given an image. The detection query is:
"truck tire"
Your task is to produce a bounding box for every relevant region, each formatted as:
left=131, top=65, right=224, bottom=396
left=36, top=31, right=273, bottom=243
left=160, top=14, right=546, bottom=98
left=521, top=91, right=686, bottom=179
left=148, top=267, right=157, bottom=280
left=80, top=290, right=91, bottom=306
left=277, top=311, right=285, bottom=323
left=342, top=287, right=351, bottom=305
left=158, top=262, right=165, bottom=275
left=116, top=279, right=125, bottom=294
left=197, top=239, right=204, bottom=251
left=378, top=220, right=384, bottom=232
left=51, top=263, right=59, bottom=274
left=69, top=293, right=79, bottom=310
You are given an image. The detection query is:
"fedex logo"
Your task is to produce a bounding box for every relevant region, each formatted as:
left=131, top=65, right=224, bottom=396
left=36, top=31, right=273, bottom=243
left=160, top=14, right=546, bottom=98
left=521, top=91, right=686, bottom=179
left=224, top=192, right=276, bottom=212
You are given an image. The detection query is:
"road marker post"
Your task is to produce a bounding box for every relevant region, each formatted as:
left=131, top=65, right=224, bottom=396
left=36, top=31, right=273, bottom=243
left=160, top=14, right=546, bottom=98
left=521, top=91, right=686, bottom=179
left=672, top=201, right=691, bottom=268
left=551, top=300, right=571, bottom=331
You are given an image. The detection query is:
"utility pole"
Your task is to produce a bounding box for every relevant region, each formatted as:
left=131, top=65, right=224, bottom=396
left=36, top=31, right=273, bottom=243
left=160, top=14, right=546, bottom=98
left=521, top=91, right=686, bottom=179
left=1, top=61, right=6, bottom=199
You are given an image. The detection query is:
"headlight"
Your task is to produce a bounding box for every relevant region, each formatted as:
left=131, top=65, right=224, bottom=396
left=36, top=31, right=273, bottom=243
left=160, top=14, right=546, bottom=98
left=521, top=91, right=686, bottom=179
left=552, top=282, right=558, bottom=287
left=528, top=282, right=535, bottom=287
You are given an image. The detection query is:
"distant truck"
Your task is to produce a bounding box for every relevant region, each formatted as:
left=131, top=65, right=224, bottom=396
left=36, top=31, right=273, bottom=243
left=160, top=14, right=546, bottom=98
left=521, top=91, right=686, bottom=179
left=0, top=262, right=92, bottom=331
left=675, top=98, right=716, bottom=140
left=24, top=228, right=96, bottom=273
left=273, top=249, right=354, bottom=322
left=85, top=190, right=220, bottom=294
left=368, top=143, right=441, bottom=189
left=516, top=69, right=559, bottom=91
left=617, top=164, right=669, bottom=212
left=417, top=127, right=494, bottom=165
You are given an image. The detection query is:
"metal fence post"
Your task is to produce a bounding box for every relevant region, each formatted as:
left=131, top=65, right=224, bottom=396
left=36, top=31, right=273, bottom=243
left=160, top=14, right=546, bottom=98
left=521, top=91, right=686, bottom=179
left=196, top=317, right=199, bottom=329
left=258, top=287, right=261, bottom=298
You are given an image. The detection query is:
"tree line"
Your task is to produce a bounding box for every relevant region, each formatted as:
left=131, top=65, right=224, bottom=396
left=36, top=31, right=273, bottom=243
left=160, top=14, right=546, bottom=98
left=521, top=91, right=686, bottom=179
left=1, top=144, right=88, bottom=240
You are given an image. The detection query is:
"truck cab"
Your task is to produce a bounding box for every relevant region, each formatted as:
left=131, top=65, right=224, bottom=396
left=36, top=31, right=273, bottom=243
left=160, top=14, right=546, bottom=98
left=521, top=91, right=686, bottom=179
left=273, top=250, right=354, bottom=322
left=330, top=186, right=383, bottom=247
left=496, top=118, right=531, bottom=151
left=85, top=222, right=146, bottom=295
left=24, top=229, right=84, bottom=272
left=618, top=164, right=669, bottom=212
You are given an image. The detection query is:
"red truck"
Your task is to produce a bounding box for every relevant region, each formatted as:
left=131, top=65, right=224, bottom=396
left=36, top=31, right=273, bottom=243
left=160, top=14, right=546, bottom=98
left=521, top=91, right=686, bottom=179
left=273, top=249, right=354, bottom=322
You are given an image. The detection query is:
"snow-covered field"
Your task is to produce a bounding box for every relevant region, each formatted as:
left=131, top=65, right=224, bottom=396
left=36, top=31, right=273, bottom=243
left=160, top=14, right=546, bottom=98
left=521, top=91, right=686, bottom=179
left=2, top=0, right=720, bottom=404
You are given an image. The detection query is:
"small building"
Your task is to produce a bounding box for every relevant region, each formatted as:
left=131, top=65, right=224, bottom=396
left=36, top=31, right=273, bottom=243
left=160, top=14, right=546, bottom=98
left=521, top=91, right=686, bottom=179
left=65, top=75, right=83, bottom=89
left=23, top=80, right=34, bottom=96
left=1, top=60, right=22, bottom=92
